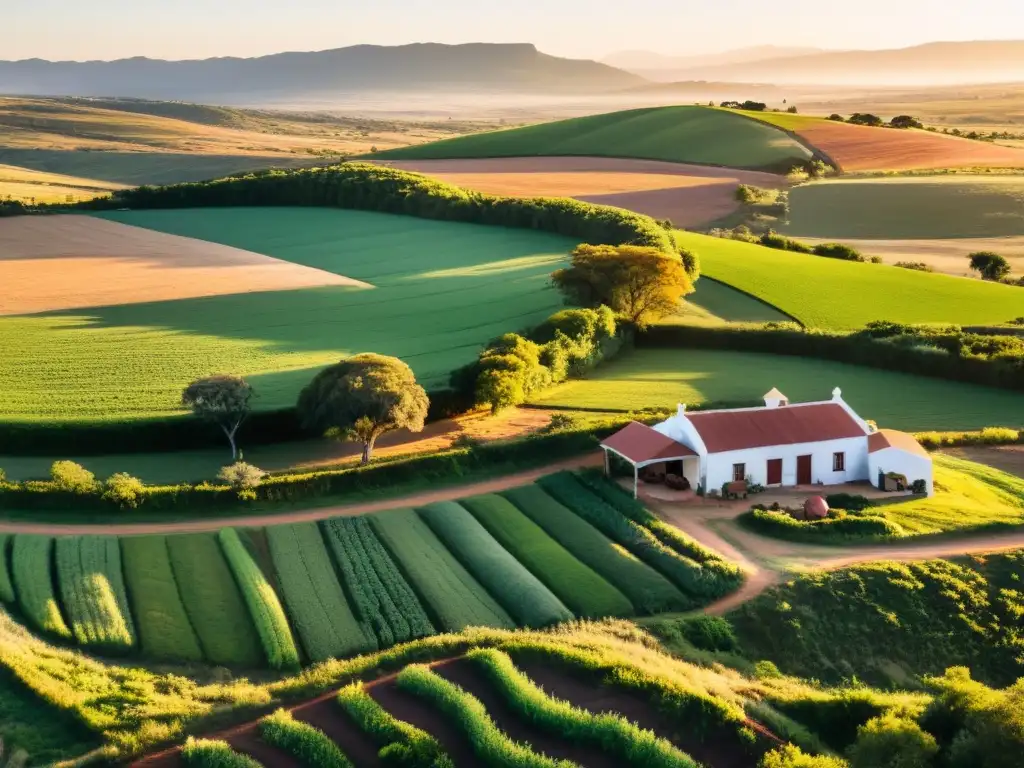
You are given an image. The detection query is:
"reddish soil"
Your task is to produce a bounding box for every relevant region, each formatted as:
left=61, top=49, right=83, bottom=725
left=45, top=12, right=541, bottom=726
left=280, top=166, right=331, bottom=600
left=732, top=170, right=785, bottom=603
left=226, top=730, right=301, bottom=768
left=434, top=657, right=621, bottom=768
left=794, top=122, right=1024, bottom=172
left=382, top=157, right=788, bottom=228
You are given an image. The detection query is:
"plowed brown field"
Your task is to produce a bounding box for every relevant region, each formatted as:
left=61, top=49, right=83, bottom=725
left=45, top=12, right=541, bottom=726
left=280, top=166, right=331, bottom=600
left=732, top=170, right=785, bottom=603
left=795, top=122, right=1024, bottom=172
left=0, top=215, right=367, bottom=315
left=383, top=157, right=787, bottom=227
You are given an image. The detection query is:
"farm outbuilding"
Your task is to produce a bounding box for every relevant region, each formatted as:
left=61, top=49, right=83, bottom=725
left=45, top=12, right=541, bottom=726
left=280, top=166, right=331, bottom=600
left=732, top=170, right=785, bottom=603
left=868, top=428, right=935, bottom=496
left=599, top=421, right=699, bottom=498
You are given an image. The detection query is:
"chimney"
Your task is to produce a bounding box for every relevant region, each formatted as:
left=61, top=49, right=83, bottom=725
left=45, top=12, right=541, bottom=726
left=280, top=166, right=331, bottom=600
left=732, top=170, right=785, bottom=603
left=832, top=387, right=843, bottom=402
left=763, top=387, right=788, bottom=409
left=676, top=403, right=687, bottom=417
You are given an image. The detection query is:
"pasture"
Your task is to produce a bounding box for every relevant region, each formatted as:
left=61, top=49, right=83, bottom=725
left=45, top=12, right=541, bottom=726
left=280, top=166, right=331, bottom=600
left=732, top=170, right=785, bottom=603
left=373, top=105, right=813, bottom=170
left=0, top=207, right=575, bottom=422
left=677, top=230, right=1024, bottom=329
left=529, top=348, right=1024, bottom=431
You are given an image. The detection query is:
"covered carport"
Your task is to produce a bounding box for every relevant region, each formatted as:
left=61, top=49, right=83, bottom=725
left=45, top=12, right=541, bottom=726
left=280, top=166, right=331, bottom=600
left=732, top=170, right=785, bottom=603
left=599, top=421, right=699, bottom=498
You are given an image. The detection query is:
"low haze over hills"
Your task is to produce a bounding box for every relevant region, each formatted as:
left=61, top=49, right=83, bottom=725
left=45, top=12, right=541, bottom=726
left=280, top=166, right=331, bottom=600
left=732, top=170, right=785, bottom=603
left=603, top=45, right=825, bottom=76
left=0, top=43, right=642, bottom=103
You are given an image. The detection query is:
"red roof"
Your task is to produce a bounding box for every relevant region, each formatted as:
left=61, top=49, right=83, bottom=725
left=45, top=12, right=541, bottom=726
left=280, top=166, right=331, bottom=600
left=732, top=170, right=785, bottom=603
left=868, top=429, right=929, bottom=458
left=601, top=422, right=696, bottom=464
left=687, top=403, right=865, bottom=453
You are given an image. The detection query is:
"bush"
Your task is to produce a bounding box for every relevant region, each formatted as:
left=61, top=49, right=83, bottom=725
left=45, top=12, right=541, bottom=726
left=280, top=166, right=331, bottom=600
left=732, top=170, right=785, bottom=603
left=889, top=115, right=924, bottom=129
left=895, top=261, right=934, bottom=272
left=848, top=113, right=883, bottom=127
left=846, top=713, right=937, bottom=768
left=823, top=493, right=872, bottom=512
left=739, top=509, right=905, bottom=544
left=812, top=243, right=864, bottom=262
left=102, top=473, right=145, bottom=509
left=969, top=251, right=1012, bottom=282
left=915, top=427, right=1020, bottom=450
left=50, top=461, right=97, bottom=493
left=217, top=461, right=265, bottom=496
left=827, top=114, right=845, bottom=122
left=678, top=615, right=739, bottom=652
left=760, top=231, right=813, bottom=253
left=760, top=745, right=846, bottom=768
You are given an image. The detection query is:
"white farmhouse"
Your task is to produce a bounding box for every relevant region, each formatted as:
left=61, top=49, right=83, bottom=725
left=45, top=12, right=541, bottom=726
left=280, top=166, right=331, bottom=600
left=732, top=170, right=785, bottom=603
left=600, top=387, right=934, bottom=498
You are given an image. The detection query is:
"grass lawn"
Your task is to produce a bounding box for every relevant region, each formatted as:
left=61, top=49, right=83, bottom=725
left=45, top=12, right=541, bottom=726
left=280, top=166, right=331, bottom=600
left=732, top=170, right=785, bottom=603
left=786, top=175, right=1024, bottom=239
left=873, top=452, right=1024, bottom=535
left=0, top=208, right=575, bottom=423
left=373, top=106, right=812, bottom=170
left=677, top=230, right=1024, bottom=329
left=529, top=348, right=1024, bottom=431
left=671, top=277, right=793, bottom=324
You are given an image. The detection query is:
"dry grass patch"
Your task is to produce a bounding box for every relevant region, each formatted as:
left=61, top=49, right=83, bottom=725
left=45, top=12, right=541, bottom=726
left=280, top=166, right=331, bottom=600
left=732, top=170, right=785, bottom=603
left=0, top=215, right=366, bottom=315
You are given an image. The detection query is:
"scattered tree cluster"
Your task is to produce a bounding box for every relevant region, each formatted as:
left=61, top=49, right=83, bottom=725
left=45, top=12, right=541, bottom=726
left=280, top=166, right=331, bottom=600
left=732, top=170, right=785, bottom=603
left=720, top=100, right=767, bottom=111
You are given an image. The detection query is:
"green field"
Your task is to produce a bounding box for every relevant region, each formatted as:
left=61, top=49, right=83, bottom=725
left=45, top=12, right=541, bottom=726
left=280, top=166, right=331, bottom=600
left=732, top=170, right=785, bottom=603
left=530, top=348, right=1024, bottom=431
left=0, top=208, right=575, bottom=422
left=786, top=175, right=1024, bottom=239
left=677, top=230, right=1024, bottom=329
left=674, top=277, right=793, bottom=324
left=373, top=106, right=813, bottom=170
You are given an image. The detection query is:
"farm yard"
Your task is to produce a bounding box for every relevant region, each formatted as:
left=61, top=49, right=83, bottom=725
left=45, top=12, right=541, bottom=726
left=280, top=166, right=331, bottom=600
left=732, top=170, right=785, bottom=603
left=0, top=207, right=576, bottom=422
left=380, top=156, right=788, bottom=228
left=373, top=105, right=814, bottom=170
left=678, top=230, right=1024, bottom=329
left=529, top=348, right=1024, bottom=431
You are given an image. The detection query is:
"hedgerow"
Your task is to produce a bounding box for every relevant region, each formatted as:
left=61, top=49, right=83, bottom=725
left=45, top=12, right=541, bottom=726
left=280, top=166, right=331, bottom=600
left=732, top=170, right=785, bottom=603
left=396, top=663, right=575, bottom=768
left=54, top=536, right=135, bottom=652
left=166, top=533, right=264, bottom=667
left=418, top=501, right=574, bottom=628
left=181, top=738, right=264, bottom=768
left=467, top=648, right=699, bottom=768
left=914, top=426, right=1021, bottom=450
left=321, top=517, right=435, bottom=647
left=11, top=536, right=72, bottom=639
left=258, top=708, right=352, bottom=768
left=502, top=485, right=687, bottom=613
left=218, top=528, right=300, bottom=669
left=370, top=509, right=514, bottom=632
left=266, top=523, right=375, bottom=662
left=537, top=472, right=733, bottom=601
left=337, top=683, right=454, bottom=768
left=738, top=509, right=905, bottom=544
left=0, top=534, right=14, bottom=604
left=459, top=493, right=634, bottom=618
left=121, top=536, right=204, bottom=662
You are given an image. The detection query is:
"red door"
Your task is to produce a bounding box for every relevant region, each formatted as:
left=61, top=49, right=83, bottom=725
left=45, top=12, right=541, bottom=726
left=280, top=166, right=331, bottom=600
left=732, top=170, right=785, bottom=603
left=767, top=459, right=783, bottom=485
left=797, top=455, right=812, bottom=485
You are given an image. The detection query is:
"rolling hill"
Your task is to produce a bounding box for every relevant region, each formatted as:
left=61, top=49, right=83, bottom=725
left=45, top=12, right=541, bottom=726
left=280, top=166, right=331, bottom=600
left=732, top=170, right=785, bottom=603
left=0, top=43, right=643, bottom=102
left=372, top=106, right=815, bottom=171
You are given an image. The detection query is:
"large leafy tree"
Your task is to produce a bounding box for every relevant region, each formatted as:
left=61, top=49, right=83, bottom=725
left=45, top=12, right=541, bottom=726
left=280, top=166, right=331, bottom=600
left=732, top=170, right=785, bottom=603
left=969, top=251, right=1011, bottom=282
left=297, top=354, right=429, bottom=464
left=182, top=375, right=253, bottom=460
left=551, top=244, right=693, bottom=328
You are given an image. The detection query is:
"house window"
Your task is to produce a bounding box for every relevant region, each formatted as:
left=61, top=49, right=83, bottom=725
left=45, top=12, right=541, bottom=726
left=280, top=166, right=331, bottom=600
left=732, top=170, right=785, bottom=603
left=833, top=452, right=846, bottom=472
left=732, top=463, right=746, bottom=482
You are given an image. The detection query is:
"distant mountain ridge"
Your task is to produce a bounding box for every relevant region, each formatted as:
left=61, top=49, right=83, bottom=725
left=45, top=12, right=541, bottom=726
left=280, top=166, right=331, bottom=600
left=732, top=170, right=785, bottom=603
left=0, top=43, right=644, bottom=102
left=604, top=46, right=824, bottom=75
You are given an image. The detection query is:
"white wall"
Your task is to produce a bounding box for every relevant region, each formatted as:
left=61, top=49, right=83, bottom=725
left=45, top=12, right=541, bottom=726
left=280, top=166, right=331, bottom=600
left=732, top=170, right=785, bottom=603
left=869, top=448, right=934, bottom=496
left=704, top=436, right=870, bottom=492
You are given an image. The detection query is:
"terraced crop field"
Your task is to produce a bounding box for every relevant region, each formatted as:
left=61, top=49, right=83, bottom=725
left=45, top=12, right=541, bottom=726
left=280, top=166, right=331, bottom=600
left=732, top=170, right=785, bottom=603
left=0, top=207, right=576, bottom=423
left=530, top=348, right=1024, bottom=431
left=0, top=475, right=739, bottom=668
left=373, top=105, right=813, bottom=171
left=678, top=230, right=1024, bottom=329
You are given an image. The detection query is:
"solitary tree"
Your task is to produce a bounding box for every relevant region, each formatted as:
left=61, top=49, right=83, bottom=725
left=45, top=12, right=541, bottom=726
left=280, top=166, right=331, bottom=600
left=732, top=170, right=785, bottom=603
left=182, top=375, right=253, bottom=460
left=297, top=354, right=429, bottom=464
left=551, top=244, right=693, bottom=329
left=969, top=251, right=1012, bottom=282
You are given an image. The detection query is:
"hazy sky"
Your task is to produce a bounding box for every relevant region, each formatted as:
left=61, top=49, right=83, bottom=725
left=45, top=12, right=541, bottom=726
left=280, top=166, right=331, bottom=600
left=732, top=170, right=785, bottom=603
left=6, top=0, right=1023, bottom=61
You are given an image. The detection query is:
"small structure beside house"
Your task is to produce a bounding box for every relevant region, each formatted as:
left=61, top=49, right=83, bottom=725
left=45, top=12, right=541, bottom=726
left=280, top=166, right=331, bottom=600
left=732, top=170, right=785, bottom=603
left=600, top=387, right=934, bottom=498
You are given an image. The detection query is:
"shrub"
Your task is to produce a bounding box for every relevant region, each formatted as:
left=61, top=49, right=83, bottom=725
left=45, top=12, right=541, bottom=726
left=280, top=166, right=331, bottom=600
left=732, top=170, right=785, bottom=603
left=827, top=114, right=845, bottom=122
left=889, top=115, right=924, bottom=129
left=217, top=461, right=265, bottom=497
left=823, top=493, right=872, bottom=512
left=914, top=427, right=1020, bottom=450
left=417, top=501, right=573, bottom=628
left=259, top=709, right=353, bottom=768
left=759, top=745, right=846, bottom=768
left=677, top=615, right=739, bottom=652
left=102, top=473, right=145, bottom=509
left=50, top=461, right=97, bottom=493
left=739, top=509, right=905, bottom=543
left=848, top=113, right=883, bottom=127
left=895, top=261, right=934, bottom=272
left=760, top=231, right=813, bottom=253
left=812, top=243, right=864, bottom=262
left=846, top=713, right=937, bottom=768
left=969, top=252, right=1012, bottom=282
left=181, top=738, right=262, bottom=768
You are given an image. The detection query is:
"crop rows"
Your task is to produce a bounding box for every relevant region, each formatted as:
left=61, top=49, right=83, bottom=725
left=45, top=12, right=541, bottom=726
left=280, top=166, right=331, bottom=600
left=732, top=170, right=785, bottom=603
left=370, top=508, right=514, bottom=632
left=0, top=535, right=14, bottom=604
left=337, top=683, right=453, bottom=766
left=258, top=709, right=352, bottom=768
left=321, top=517, right=434, bottom=647
left=219, top=528, right=299, bottom=670
left=181, top=737, right=264, bottom=768
left=459, top=493, right=634, bottom=618
left=166, top=533, right=264, bottom=667
left=396, top=663, right=574, bottom=768
left=54, top=536, right=135, bottom=652
left=502, top=486, right=687, bottom=614
left=10, top=536, right=72, bottom=639
left=121, top=535, right=204, bottom=662
left=467, top=648, right=698, bottom=768
left=418, top=501, right=574, bottom=628
left=266, top=523, right=375, bottom=663
left=538, top=473, right=728, bottom=602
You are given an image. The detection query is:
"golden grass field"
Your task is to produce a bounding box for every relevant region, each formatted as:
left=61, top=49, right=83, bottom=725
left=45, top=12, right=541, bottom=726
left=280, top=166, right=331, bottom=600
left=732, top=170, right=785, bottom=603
left=383, top=156, right=787, bottom=227
left=0, top=215, right=367, bottom=315
left=800, top=235, right=1024, bottom=277
left=0, top=163, right=126, bottom=203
